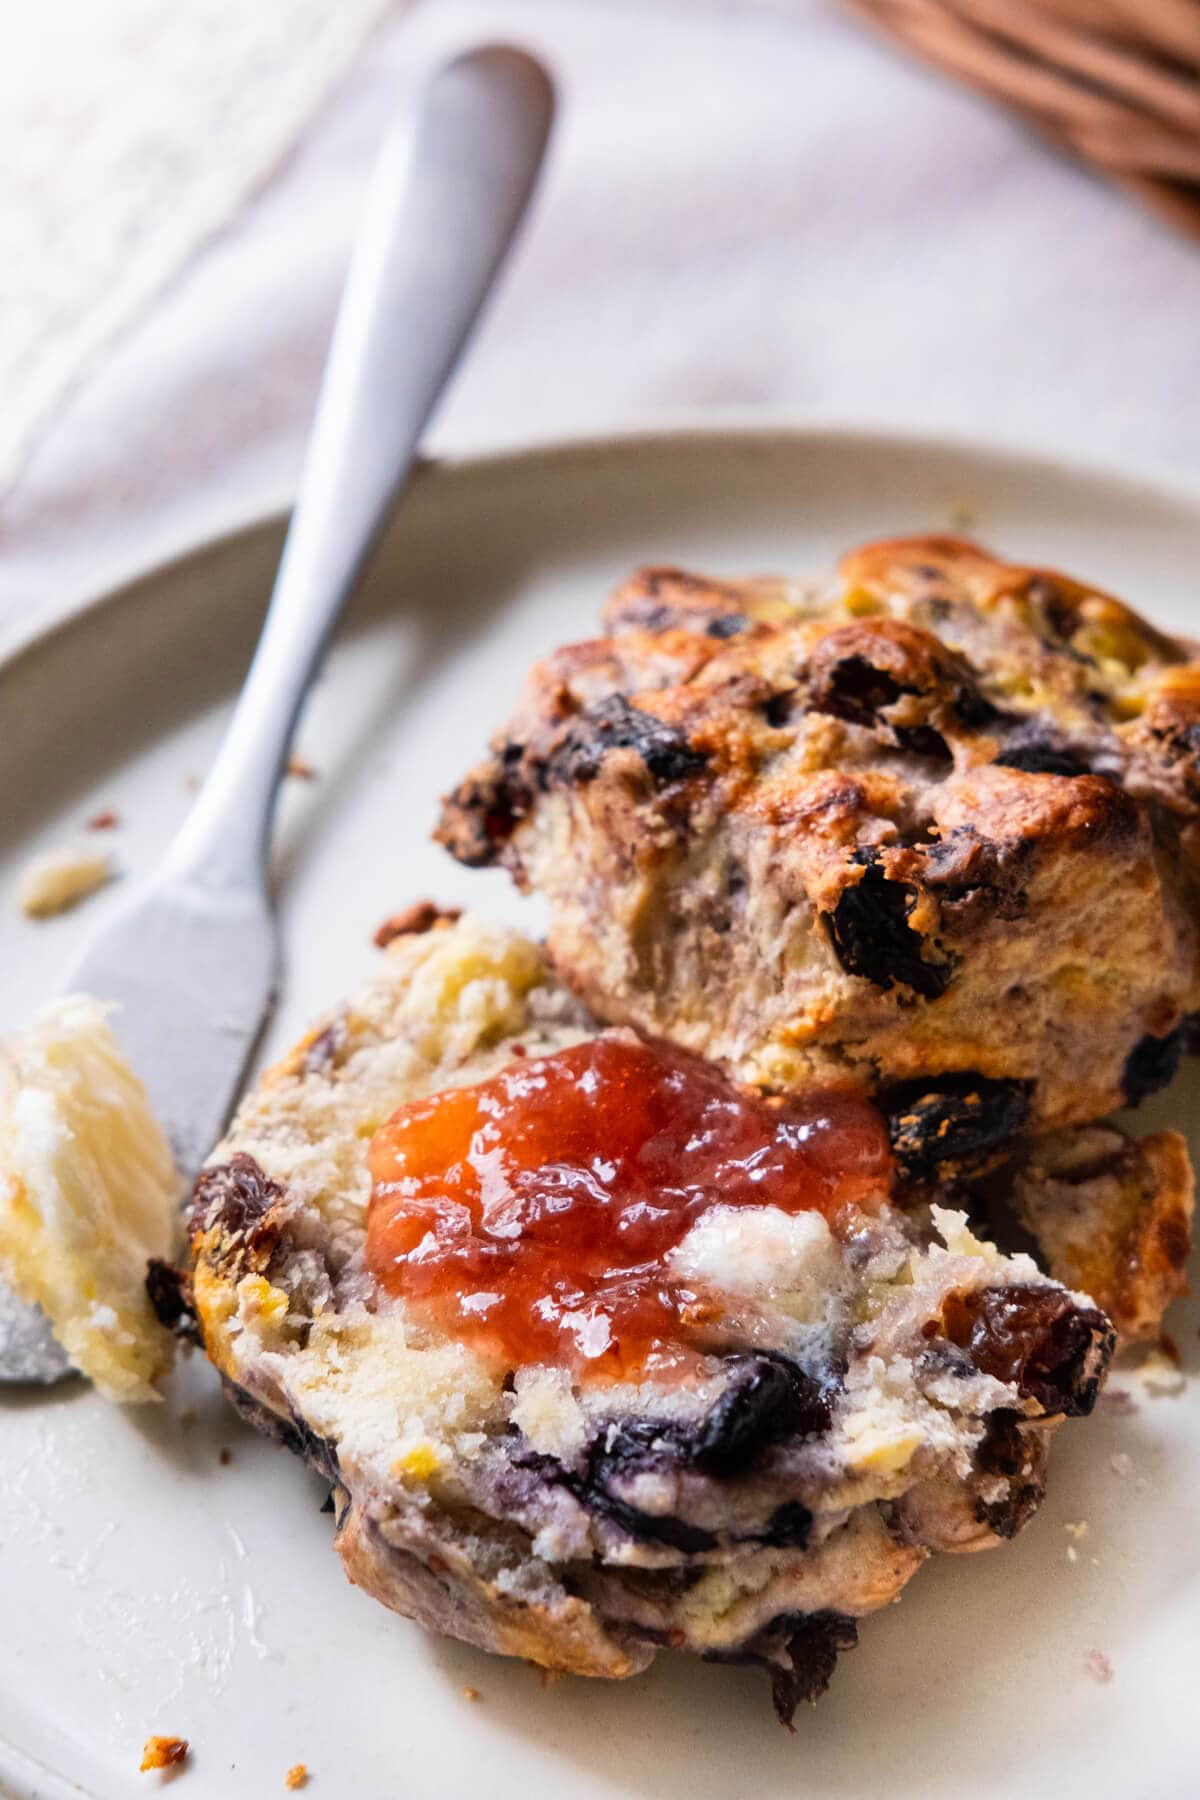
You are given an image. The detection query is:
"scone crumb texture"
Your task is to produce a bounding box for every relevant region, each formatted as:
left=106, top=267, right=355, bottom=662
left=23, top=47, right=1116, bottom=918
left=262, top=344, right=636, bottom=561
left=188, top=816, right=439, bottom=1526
left=285, top=1765, right=308, bottom=1790
left=18, top=847, right=112, bottom=917
left=140, top=1734, right=188, bottom=1772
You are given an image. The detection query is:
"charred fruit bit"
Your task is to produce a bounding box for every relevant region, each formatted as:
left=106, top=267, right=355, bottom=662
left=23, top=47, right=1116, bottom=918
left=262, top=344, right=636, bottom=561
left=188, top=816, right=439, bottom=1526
left=145, top=1259, right=202, bottom=1344
left=973, top=1409, right=1044, bottom=1538
left=941, top=1284, right=1113, bottom=1417
left=761, top=1500, right=814, bottom=1548
left=190, top=1153, right=284, bottom=1239
left=374, top=901, right=462, bottom=948
left=824, top=851, right=952, bottom=998
left=689, top=1354, right=832, bottom=1475
left=993, top=734, right=1093, bottom=778
left=555, top=694, right=709, bottom=786
left=881, top=1072, right=1032, bottom=1180
left=810, top=652, right=905, bottom=727
left=1121, top=1025, right=1185, bottom=1106
left=86, top=808, right=121, bottom=830
left=705, top=1611, right=858, bottom=1728
left=140, top=1735, right=188, bottom=1773
left=707, top=614, right=749, bottom=639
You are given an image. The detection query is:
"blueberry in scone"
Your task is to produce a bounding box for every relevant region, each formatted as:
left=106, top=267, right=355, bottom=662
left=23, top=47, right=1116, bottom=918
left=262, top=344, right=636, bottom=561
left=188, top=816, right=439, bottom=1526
left=437, top=537, right=1200, bottom=1140
left=184, top=917, right=1117, bottom=1719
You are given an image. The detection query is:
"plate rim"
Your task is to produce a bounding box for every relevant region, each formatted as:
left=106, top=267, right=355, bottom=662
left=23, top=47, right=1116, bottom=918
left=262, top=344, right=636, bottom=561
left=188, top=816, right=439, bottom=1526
left=4, top=413, right=1199, bottom=678
left=4, top=413, right=1200, bottom=1798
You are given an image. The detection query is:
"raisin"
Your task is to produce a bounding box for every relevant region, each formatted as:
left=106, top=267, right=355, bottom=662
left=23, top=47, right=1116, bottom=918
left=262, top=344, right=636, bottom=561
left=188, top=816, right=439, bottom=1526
left=1122, top=1024, right=1185, bottom=1105
left=824, top=850, right=952, bottom=999
left=941, top=1285, right=1113, bottom=1417
left=922, top=826, right=1029, bottom=921
left=761, top=1500, right=814, bottom=1548
left=762, top=689, right=798, bottom=728
left=811, top=654, right=904, bottom=728
left=994, top=727, right=1092, bottom=777
left=881, top=1072, right=1032, bottom=1180
left=705, top=1611, right=858, bottom=1727
left=190, top=1153, right=284, bottom=1237
left=536, top=1355, right=832, bottom=1554
left=145, top=1259, right=202, bottom=1344
left=587, top=1355, right=832, bottom=1488
left=893, top=724, right=952, bottom=760
left=689, top=1354, right=832, bottom=1476
left=534, top=1434, right=719, bottom=1553
left=707, top=614, right=749, bottom=640
left=973, top=1411, right=1044, bottom=1539
left=554, top=694, right=708, bottom=785
left=436, top=760, right=525, bottom=867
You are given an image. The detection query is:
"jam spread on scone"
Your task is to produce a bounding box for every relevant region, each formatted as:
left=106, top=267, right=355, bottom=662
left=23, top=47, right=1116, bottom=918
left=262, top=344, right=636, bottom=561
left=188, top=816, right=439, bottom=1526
left=365, top=1036, right=890, bottom=1380
left=189, top=917, right=1128, bottom=1720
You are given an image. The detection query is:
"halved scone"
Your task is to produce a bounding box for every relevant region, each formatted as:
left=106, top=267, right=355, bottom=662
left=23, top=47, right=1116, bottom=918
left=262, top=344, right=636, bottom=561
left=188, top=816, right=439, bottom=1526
left=186, top=916, right=1118, bottom=1719
left=437, top=538, right=1200, bottom=1140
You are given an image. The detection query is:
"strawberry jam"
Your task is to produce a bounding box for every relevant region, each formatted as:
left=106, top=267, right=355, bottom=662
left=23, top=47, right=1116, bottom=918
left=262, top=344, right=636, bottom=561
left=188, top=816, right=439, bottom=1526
left=365, top=1037, right=891, bottom=1381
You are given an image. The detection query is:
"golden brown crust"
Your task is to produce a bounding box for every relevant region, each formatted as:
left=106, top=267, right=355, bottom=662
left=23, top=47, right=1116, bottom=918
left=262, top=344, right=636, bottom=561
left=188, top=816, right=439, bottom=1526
left=438, top=536, right=1200, bottom=1139
left=1015, top=1126, right=1194, bottom=1341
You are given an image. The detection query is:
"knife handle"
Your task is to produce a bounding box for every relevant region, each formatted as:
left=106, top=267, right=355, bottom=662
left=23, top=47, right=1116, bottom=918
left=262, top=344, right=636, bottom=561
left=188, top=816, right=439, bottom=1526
left=164, top=45, right=554, bottom=894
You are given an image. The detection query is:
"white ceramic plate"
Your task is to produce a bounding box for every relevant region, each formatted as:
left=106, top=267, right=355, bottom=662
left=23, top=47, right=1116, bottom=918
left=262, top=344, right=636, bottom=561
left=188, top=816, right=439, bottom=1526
left=2, top=427, right=1198, bottom=1800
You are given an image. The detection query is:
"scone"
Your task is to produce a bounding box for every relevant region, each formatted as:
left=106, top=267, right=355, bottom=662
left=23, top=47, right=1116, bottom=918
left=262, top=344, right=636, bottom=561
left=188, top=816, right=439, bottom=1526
left=437, top=537, right=1200, bottom=1141
left=183, top=916, right=1116, bottom=1719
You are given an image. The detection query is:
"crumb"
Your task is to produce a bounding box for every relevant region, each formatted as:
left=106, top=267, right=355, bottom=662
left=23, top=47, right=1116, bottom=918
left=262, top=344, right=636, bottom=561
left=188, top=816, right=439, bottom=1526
left=285, top=1766, right=308, bottom=1790
left=218, top=1447, right=233, bottom=1466
left=18, top=847, right=112, bottom=917
left=1084, top=1649, right=1113, bottom=1684
left=374, top=902, right=461, bottom=948
left=86, top=808, right=121, bottom=830
left=1066, top=1544, right=1077, bottom=1564
left=1064, top=1520, right=1089, bottom=1540
left=184, top=773, right=200, bottom=792
left=286, top=755, right=317, bottom=781
left=461, top=1686, right=481, bottom=1702
left=1110, top=1451, right=1133, bottom=1478
left=1138, top=1344, right=1187, bottom=1397
left=1099, top=1386, right=1136, bottom=1416
left=140, top=1735, right=188, bottom=1772
left=537, top=1667, right=563, bottom=1688
left=947, top=499, right=978, bottom=530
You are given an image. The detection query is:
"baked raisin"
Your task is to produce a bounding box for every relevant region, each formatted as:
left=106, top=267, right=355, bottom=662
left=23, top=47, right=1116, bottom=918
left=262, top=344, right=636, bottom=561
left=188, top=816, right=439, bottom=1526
left=941, top=1284, right=1113, bottom=1417
left=705, top=1610, right=858, bottom=1727
left=824, top=851, right=952, bottom=998
left=881, top=1072, right=1032, bottom=1180
left=1122, top=1024, right=1185, bottom=1105
left=554, top=694, right=709, bottom=785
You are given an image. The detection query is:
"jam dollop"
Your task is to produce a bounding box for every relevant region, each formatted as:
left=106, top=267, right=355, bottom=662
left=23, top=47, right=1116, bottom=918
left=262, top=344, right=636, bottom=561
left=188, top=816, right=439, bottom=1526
left=365, top=1037, right=891, bottom=1381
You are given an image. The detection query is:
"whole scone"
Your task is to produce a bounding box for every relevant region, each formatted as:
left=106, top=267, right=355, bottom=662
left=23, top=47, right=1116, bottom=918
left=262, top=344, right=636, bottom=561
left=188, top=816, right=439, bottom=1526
left=437, top=537, right=1200, bottom=1143
left=184, top=916, right=1118, bottom=1719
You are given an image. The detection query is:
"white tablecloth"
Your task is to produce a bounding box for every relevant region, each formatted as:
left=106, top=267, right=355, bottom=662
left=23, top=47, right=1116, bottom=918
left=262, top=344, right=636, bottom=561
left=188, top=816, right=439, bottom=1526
left=4, top=0, right=1200, bottom=638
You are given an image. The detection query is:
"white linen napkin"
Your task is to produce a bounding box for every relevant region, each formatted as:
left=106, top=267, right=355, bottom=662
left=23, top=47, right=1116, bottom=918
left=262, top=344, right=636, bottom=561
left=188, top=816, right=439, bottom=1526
left=3, top=0, right=1199, bottom=641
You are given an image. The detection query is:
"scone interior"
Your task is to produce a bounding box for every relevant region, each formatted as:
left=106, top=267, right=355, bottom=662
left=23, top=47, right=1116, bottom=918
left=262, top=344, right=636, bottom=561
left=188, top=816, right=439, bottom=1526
left=437, top=537, right=1200, bottom=1140
left=188, top=918, right=1115, bottom=1721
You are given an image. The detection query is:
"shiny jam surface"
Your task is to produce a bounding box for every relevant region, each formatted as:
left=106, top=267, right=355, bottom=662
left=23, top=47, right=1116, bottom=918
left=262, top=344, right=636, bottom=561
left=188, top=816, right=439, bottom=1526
left=365, top=1037, right=892, bottom=1382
